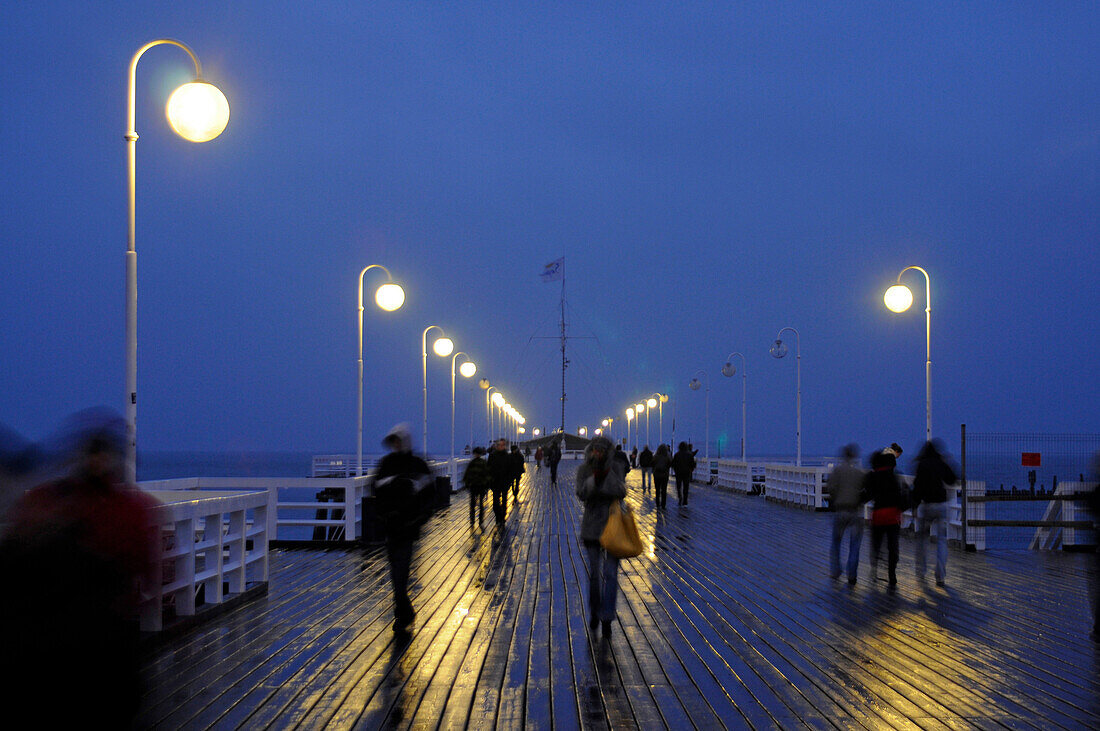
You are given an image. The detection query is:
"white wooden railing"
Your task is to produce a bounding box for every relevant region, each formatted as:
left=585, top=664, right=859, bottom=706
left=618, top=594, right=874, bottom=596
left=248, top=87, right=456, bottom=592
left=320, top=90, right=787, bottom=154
left=714, top=460, right=755, bottom=494
left=141, top=488, right=270, bottom=632
left=764, top=464, right=831, bottom=509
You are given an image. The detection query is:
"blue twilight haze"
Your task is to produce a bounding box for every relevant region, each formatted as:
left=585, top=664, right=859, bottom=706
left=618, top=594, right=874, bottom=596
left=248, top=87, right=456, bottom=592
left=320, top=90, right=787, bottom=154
left=1, top=2, right=1097, bottom=465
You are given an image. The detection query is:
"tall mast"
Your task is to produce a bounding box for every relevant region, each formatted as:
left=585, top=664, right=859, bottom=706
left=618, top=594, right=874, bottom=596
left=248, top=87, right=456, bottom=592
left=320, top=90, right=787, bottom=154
left=560, top=274, right=566, bottom=435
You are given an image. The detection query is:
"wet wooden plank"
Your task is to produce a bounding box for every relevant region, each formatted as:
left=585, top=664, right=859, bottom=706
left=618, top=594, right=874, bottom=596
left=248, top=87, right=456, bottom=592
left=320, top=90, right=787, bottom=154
left=137, top=463, right=1100, bottom=730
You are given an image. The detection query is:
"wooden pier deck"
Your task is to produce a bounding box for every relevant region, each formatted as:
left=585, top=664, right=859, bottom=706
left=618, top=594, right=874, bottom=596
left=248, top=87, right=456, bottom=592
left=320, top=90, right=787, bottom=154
left=139, top=463, right=1100, bottom=729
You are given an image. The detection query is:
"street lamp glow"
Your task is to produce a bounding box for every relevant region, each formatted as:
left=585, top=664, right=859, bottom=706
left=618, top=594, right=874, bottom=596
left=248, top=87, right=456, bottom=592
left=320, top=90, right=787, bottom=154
left=646, top=398, right=657, bottom=409
left=165, top=81, right=229, bottom=142
left=533, top=428, right=541, bottom=436
left=626, top=408, right=634, bottom=419
left=357, top=264, right=402, bottom=476
left=374, top=282, right=405, bottom=311
left=433, top=337, right=454, bottom=357
left=635, top=402, right=644, bottom=413
left=601, top=419, right=609, bottom=427
left=492, top=392, right=505, bottom=407
left=459, top=360, right=476, bottom=378
left=884, top=284, right=914, bottom=313
left=579, top=426, right=587, bottom=436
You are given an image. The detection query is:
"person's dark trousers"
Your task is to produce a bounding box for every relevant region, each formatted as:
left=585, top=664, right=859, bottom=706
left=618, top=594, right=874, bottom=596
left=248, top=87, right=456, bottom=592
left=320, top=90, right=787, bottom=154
left=492, top=487, right=508, bottom=525
left=675, top=475, right=691, bottom=505
left=654, top=473, right=669, bottom=508
left=870, top=524, right=900, bottom=584
left=512, top=477, right=520, bottom=500
left=386, top=538, right=415, bottom=627
left=550, top=462, right=558, bottom=485
left=469, top=489, right=484, bottom=528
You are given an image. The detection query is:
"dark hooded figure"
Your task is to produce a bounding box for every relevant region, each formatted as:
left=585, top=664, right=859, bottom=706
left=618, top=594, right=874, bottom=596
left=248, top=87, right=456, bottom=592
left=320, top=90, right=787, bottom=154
left=576, top=435, right=627, bottom=638
left=488, top=438, right=512, bottom=525
left=911, top=439, right=958, bottom=586
left=651, top=444, right=672, bottom=509
left=546, top=440, right=562, bottom=485
left=373, top=423, right=431, bottom=633
left=509, top=444, right=525, bottom=501
left=463, top=446, right=490, bottom=531
left=0, top=409, right=159, bottom=726
left=671, top=442, right=696, bottom=506
left=862, top=448, right=906, bottom=589
left=639, top=446, right=654, bottom=494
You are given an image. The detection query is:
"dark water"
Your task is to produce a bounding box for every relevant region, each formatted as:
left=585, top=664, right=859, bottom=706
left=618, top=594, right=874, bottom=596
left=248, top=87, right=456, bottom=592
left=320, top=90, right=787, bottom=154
left=137, top=451, right=314, bottom=481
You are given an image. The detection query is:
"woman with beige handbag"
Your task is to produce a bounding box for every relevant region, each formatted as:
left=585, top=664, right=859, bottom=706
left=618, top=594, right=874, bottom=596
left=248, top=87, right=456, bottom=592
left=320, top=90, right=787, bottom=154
left=576, top=435, right=627, bottom=638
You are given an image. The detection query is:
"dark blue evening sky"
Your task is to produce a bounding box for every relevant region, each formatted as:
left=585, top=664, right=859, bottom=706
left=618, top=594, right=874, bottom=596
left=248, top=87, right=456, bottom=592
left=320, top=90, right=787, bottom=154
left=2, top=2, right=1097, bottom=460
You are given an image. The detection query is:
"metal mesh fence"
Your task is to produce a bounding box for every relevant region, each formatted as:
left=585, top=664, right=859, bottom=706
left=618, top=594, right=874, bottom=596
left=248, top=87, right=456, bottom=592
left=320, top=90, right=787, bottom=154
left=962, top=429, right=1100, bottom=550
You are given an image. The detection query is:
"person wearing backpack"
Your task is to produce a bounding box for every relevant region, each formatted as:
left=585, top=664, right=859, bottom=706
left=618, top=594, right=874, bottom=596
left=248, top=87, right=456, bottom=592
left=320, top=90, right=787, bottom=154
left=373, top=423, right=431, bottom=633
left=463, top=446, right=490, bottom=531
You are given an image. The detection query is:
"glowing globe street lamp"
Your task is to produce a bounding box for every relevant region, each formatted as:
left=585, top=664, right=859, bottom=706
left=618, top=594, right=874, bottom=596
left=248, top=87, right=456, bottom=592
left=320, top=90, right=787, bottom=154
left=721, top=353, right=747, bottom=460
left=491, top=390, right=505, bottom=439
left=422, top=326, right=453, bottom=455
left=648, top=393, right=668, bottom=448
left=626, top=407, right=634, bottom=450
left=356, top=265, right=404, bottom=475
left=884, top=266, right=932, bottom=440
left=125, top=40, right=230, bottom=482
left=450, top=352, right=476, bottom=480
left=769, top=327, right=801, bottom=466
left=688, top=370, right=710, bottom=464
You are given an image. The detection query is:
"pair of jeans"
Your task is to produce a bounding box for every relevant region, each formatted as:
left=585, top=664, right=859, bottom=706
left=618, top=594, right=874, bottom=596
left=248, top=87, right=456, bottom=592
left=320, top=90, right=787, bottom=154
left=871, top=523, right=900, bottom=584
left=675, top=474, right=691, bottom=505
left=915, top=501, right=948, bottom=581
left=654, top=473, right=669, bottom=508
left=386, top=538, right=415, bottom=624
left=585, top=541, right=620, bottom=622
left=641, top=468, right=652, bottom=491
left=830, top=509, right=863, bottom=581
left=469, top=489, right=484, bottom=528
left=492, top=487, right=508, bottom=525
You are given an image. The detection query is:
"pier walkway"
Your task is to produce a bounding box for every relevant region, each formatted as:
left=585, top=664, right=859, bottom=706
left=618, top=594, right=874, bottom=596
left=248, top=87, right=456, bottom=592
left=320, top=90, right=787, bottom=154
left=139, top=463, right=1100, bottom=729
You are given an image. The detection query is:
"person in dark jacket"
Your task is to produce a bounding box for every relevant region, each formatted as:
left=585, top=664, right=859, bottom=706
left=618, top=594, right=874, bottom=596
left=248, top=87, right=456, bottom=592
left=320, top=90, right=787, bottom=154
left=463, top=446, right=490, bottom=531
left=911, top=439, right=958, bottom=586
left=629, top=447, right=638, bottom=469
left=651, top=444, right=672, bottom=509
left=638, top=446, right=654, bottom=494
left=671, top=442, right=696, bottom=506
left=614, top=444, right=631, bottom=476
left=576, top=435, right=627, bottom=638
left=863, top=448, right=906, bottom=589
left=829, top=444, right=867, bottom=584
left=373, top=423, right=432, bottom=632
left=547, top=440, right=562, bottom=485
left=488, top=439, right=512, bottom=526
left=509, top=444, right=525, bottom=502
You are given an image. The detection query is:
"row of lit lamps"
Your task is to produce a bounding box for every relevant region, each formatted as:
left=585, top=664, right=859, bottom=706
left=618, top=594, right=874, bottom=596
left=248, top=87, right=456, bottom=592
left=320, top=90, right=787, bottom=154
left=680, top=266, right=931, bottom=468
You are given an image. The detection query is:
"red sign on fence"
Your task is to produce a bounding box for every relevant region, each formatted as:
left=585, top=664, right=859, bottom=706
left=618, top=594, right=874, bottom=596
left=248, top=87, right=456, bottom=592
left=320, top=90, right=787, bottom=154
left=1021, top=452, right=1041, bottom=467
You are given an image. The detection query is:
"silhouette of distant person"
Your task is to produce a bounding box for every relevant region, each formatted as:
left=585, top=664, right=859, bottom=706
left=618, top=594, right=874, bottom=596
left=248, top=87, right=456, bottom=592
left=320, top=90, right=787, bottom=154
left=0, top=409, right=159, bottom=726
left=488, top=439, right=512, bottom=526
left=864, top=448, right=906, bottom=590
left=463, top=446, right=490, bottom=532
left=651, top=444, right=672, bottom=509
left=672, top=442, right=696, bottom=506
left=638, top=445, right=653, bottom=494
left=509, top=444, right=525, bottom=502
left=546, top=440, right=562, bottom=486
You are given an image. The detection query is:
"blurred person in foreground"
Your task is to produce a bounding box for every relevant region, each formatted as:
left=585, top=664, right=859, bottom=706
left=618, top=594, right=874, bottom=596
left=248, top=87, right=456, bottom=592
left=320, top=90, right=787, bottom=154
left=0, top=409, right=159, bottom=726
left=372, top=423, right=432, bottom=634
left=488, top=438, right=512, bottom=526
left=829, top=444, right=867, bottom=585
left=576, top=435, right=627, bottom=638
left=911, top=439, right=958, bottom=587
left=863, top=447, right=906, bottom=590
left=463, top=446, right=490, bottom=532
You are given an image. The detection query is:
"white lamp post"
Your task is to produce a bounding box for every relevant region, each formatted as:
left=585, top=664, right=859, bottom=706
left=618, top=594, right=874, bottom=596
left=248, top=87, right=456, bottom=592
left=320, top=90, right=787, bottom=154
left=125, top=40, right=230, bottom=483
left=450, top=353, right=476, bottom=481
left=625, top=408, right=634, bottom=449
left=356, top=265, right=404, bottom=476
left=635, top=402, right=647, bottom=447
left=885, top=266, right=932, bottom=441
left=721, top=353, right=747, bottom=460
left=479, top=380, right=492, bottom=444
left=770, top=327, right=801, bottom=466
left=649, top=394, right=667, bottom=448
left=422, top=326, right=453, bottom=456
left=491, top=391, right=505, bottom=440
left=688, top=370, right=710, bottom=464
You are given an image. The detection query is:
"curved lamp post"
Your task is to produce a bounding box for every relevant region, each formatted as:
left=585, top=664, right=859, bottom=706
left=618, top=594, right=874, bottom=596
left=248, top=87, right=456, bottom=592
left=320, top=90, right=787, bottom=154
left=356, top=265, right=404, bottom=475
left=721, top=353, right=747, bottom=460
left=422, top=326, right=454, bottom=455
left=479, top=380, right=492, bottom=444
left=125, top=40, right=230, bottom=482
left=450, top=352, right=476, bottom=481
left=648, top=394, right=668, bottom=447
left=635, top=402, right=647, bottom=447
left=625, top=407, right=634, bottom=449
left=491, top=391, right=505, bottom=440
left=885, top=266, right=932, bottom=440
left=770, top=327, right=801, bottom=465
left=688, top=370, right=710, bottom=464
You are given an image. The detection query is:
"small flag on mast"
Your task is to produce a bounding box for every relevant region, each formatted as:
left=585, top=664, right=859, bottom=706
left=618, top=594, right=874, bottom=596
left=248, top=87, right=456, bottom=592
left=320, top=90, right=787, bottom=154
left=540, top=257, right=564, bottom=283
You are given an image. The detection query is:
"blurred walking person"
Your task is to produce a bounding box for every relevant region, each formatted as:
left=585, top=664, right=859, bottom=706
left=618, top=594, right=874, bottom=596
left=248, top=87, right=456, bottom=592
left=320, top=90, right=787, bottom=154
left=372, top=423, right=432, bottom=633
left=912, top=439, right=958, bottom=586
left=534, top=445, right=544, bottom=474
left=639, top=445, right=653, bottom=494
left=0, top=409, right=158, bottom=726
left=488, top=439, right=512, bottom=526
left=547, top=439, right=562, bottom=486
left=864, top=448, right=905, bottom=590
left=829, top=444, right=867, bottom=584
left=463, top=446, right=490, bottom=532
left=576, top=435, right=627, bottom=638
left=651, top=444, right=672, bottom=509
left=509, top=444, right=525, bottom=502
left=672, top=442, right=696, bottom=506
